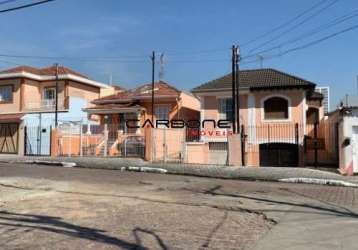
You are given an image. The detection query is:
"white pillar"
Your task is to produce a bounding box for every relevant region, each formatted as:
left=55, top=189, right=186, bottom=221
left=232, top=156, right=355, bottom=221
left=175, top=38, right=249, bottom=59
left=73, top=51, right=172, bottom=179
left=104, top=123, right=108, bottom=157
left=136, top=112, right=141, bottom=135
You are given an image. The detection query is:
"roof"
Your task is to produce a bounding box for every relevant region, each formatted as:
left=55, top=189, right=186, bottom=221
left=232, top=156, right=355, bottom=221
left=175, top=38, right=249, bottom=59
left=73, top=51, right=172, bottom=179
left=192, top=68, right=316, bottom=92
left=84, top=103, right=145, bottom=114
left=0, top=65, right=110, bottom=89
left=0, top=65, right=88, bottom=78
left=93, top=81, right=181, bottom=104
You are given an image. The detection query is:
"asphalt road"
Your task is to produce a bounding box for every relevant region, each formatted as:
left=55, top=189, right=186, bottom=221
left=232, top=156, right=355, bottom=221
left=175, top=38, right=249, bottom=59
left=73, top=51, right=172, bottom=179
left=0, top=163, right=357, bottom=250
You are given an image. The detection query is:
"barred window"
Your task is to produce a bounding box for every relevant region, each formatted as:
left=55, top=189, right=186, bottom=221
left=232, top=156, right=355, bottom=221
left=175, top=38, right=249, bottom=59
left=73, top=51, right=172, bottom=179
left=43, top=87, right=56, bottom=100
left=0, top=85, right=13, bottom=103
left=218, top=98, right=233, bottom=121
left=264, top=97, right=288, bottom=120
left=155, top=105, right=170, bottom=120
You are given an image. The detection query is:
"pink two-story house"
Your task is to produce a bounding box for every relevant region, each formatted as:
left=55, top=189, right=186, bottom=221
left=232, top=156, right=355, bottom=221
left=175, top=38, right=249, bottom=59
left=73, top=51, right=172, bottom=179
left=0, top=65, right=112, bottom=155
left=191, top=68, right=325, bottom=166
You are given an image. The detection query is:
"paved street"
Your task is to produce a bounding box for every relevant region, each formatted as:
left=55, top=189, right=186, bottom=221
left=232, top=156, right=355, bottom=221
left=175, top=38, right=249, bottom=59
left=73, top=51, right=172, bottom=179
left=0, top=163, right=357, bottom=250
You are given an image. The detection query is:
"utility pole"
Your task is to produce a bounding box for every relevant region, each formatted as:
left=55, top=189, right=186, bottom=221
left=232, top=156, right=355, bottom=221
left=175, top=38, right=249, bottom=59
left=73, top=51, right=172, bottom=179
left=235, top=45, right=240, bottom=132
left=151, top=51, right=155, bottom=123
left=55, top=63, right=59, bottom=128
left=231, top=45, right=237, bottom=134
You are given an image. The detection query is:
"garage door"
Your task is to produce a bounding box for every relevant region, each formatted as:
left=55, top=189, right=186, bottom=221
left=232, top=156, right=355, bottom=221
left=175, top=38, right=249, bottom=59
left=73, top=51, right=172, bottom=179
left=259, top=143, right=298, bottom=167
left=0, top=123, right=19, bottom=154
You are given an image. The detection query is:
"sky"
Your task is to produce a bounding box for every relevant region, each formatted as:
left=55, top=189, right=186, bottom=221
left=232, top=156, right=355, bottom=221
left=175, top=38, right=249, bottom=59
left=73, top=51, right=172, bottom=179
left=0, top=0, right=357, bottom=108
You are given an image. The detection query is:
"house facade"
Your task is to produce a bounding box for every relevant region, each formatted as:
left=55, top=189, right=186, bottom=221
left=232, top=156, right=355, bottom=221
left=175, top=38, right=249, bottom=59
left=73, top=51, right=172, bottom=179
left=191, top=68, right=328, bottom=166
left=0, top=65, right=112, bottom=155
left=83, top=81, right=200, bottom=159
left=328, top=96, right=358, bottom=175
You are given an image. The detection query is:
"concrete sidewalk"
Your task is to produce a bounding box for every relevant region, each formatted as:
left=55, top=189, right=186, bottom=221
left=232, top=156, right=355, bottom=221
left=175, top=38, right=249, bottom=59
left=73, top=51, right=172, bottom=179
left=1, top=155, right=357, bottom=185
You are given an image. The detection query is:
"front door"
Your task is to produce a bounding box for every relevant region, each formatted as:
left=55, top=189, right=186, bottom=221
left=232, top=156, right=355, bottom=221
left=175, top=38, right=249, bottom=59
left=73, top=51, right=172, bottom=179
left=0, top=123, right=19, bottom=154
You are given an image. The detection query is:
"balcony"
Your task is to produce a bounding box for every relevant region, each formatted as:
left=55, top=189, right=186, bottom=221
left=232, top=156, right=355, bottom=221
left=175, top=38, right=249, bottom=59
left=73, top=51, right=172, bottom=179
left=24, top=97, right=68, bottom=113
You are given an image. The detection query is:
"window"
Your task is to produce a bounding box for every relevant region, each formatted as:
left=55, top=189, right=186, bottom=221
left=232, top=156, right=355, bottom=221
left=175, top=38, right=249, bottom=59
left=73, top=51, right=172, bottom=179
left=218, top=98, right=233, bottom=121
left=43, top=87, right=56, bottom=100
left=155, top=105, right=170, bottom=120
left=0, top=85, right=13, bottom=103
left=263, top=97, right=289, bottom=120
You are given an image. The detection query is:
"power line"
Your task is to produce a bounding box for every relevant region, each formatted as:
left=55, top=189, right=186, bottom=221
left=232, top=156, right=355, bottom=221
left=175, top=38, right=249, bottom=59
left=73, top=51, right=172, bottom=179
left=162, top=47, right=230, bottom=57
left=161, top=0, right=332, bottom=56
left=0, top=53, right=232, bottom=65
left=0, top=53, right=150, bottom=62
left=0, top=0, right=56, bottom=13
left=247, top=0, right=339, bottom=53
left=0, top=51, right=233, bottom=64
left=242, top=23, right=358, bottom=64
left=278, top=23, right=358, bottom=56
left=240, top=0, right=331, bottom=47
left=242, top=9, right=358, bottom=60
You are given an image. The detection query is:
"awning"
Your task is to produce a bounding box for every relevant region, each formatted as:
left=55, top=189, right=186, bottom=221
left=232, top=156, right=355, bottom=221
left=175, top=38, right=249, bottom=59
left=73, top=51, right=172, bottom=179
left=83, top=104, right=146, bottom=115
left=0, top=113, right=24, bottom=122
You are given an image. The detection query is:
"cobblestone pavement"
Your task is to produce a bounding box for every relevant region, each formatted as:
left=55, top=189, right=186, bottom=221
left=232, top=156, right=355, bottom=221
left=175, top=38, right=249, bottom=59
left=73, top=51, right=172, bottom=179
left=0, top=163, right=357, bottom=249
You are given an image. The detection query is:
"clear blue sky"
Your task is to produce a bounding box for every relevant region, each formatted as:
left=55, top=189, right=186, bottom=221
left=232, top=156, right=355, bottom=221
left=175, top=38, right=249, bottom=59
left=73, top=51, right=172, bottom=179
left=0, top=0, right=357, bottom=108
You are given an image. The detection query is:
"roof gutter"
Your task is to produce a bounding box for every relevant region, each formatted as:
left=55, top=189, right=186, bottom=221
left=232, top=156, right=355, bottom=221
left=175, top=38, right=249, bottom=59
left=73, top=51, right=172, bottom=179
left=0, top=72, right=110, bottom=89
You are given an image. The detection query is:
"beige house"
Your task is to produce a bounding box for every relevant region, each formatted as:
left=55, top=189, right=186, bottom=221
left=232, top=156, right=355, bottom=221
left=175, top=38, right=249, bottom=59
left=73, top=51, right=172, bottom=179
left=191, top=68, right=328, bottom=166
left=0, top=65, right=113, bottom=155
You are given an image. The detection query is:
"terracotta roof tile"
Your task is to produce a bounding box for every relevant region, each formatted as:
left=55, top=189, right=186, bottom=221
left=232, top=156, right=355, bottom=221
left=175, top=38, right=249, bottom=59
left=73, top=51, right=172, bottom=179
left=93, top=81, right=180, bottom=104
left=192, top=68, right=316, bottom=92
left=0, top=65, right=88, bottom=78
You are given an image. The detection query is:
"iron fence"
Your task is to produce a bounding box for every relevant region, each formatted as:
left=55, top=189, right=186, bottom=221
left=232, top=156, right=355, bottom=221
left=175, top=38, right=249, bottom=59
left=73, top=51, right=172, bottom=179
left=24, top=126, right=52, bottom=156
left=56, top=123, right=145, bottom=158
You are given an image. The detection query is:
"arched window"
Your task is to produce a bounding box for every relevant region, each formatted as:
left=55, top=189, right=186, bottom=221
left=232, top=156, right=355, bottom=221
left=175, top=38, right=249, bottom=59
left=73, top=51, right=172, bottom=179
left=306, top=107, right=319, bottom=124
left=264, top=97, right=289, bottom=120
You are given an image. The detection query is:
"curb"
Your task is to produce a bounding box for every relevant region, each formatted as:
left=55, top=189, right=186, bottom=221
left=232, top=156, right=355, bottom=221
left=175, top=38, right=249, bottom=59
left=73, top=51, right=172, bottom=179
left=125, top=166, right=168, bottom=174
left=23, top=160, right=76, bottom=168
left=2, top=158, right=357, bottom=188
left=278, top=177, right=358, bottom=188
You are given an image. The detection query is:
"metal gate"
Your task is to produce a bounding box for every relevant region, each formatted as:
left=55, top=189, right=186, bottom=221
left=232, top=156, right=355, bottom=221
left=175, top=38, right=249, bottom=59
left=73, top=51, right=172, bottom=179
left=25, top=126, right=52, bottom=156
left=259, top=143, right=299, bottom=167
left=0, top=123, right=19, bottom=154
left=152, top=128, right=185, bottom=163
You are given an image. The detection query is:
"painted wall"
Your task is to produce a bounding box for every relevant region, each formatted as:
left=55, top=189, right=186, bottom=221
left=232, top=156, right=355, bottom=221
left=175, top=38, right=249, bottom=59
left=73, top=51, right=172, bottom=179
left=337, top=111, right=358, bottom=174
left=0, top=78, right=21, bottom=114
left=196, top=89, right=308, bottom=166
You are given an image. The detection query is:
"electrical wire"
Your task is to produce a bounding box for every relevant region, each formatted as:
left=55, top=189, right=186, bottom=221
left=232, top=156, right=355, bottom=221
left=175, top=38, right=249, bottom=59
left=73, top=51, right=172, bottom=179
left=247, top=0, right=339, bottom=54
left=0, top=52, right=232, bottom=64
left=242, top=9, right=358, bottom=60
left=0, top=53, right=151, bottom=62
left=0, top=0, right=55, bottom=13
left=240, top=0, right=331, bottom=47
left=241, top=23, right=358, bottom=64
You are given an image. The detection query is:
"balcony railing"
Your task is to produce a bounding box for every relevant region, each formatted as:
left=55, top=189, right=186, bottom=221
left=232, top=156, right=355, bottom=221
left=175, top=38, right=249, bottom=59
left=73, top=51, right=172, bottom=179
left=24, top=98, right=67, bottom=112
